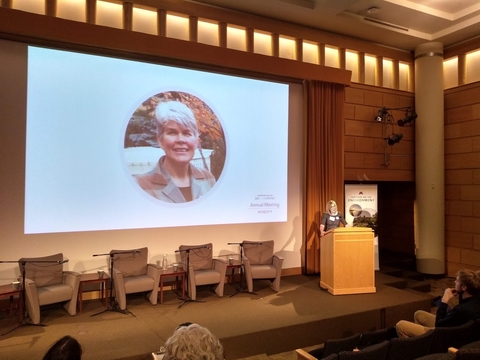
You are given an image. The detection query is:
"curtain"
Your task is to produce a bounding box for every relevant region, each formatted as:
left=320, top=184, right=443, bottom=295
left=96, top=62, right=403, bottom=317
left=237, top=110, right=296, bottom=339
left=304, top=80, right=345, bottom=274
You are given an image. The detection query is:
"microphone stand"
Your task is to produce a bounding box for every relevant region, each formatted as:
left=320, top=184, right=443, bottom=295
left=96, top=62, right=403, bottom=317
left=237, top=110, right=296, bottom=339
left=175, top=246, right=208, bottom=309
left=227, top=243, right=257, bottom=296
left=0, top=259, right=68, bottom=335
left=91, top=250, right=139, bottom=317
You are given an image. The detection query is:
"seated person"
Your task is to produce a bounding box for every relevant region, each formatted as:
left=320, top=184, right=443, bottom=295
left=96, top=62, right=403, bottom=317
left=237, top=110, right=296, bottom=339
left=43, top=335, right=82, bottom=360
left=162, top=323, right=224, bottom=360
left=396, top=269, right=480, bottom=338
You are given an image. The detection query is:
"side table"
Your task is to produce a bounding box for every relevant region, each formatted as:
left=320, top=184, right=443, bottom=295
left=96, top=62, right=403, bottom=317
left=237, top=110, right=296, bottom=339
left=226, top=260, right=242, bottom=285
left=77, top=273, right=109, bottom=312
left=0, top=283, right=23, bottom=323
left=159, top=267, right=186, bottom=304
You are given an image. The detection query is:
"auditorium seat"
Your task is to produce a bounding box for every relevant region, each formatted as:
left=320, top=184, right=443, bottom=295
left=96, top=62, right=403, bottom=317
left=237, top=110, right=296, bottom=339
left=308, top=333, right=362, bottom=359
left=386, top=329, right=434, bottom=360
left=416, top=343, right=480, bottom=360
left=429, top=321, right=477, bottom=355
left=450, top=345, right=480, bottom=360
left=20, top=253, right=80, bottom=324
left=358, top=326, right=397, bottom=349
left=242, top=240, right=283, bottom=293
left=179, top=243, right=227, bottom=300
left=337, top=340, right=390, bottom=360
left=296, top=348, right=321, bottom=360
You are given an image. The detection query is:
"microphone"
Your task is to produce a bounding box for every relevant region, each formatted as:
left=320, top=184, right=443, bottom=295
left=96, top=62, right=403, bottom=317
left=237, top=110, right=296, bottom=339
left=244, top=241, right=264, bottom=245
left=175, top=245, right=211, bottom=252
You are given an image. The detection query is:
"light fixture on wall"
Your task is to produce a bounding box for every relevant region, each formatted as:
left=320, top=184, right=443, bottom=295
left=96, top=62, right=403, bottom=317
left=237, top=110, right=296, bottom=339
left=375, top=106, right=415, bottom=166
left=397, top=108, right=417, bottom=126
left=375, top=107, right=388, bottom=122
left=386, top=133, right=403, bottom=146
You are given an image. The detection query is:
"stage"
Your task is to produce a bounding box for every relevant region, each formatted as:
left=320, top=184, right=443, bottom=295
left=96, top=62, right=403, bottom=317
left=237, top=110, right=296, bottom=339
left=0, top=272, right=432, bottom=360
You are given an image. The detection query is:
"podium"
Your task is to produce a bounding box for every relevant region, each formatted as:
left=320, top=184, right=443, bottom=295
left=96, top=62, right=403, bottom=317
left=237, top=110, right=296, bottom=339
left=319, top=227, right=376, bottom=295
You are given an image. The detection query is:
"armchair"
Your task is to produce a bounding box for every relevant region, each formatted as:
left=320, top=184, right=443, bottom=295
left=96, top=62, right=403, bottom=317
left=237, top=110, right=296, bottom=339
left=20, top=253, right=80, bottom=325
left=242, top=240, right=283, bottom=293
left=111, top=247, right=160, bottom=310
left=179, top=243, right=226, bottom=300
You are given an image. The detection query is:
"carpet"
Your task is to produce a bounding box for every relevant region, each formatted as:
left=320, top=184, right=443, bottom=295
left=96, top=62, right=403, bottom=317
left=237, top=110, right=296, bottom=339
left=0, top=273, right=432, bottom=360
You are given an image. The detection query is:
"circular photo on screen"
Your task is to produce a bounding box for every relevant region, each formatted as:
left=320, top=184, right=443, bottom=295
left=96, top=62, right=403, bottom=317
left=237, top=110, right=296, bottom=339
left=349, top=204, right=362, bottom=217
left=124, top=91, right=226, bottom=203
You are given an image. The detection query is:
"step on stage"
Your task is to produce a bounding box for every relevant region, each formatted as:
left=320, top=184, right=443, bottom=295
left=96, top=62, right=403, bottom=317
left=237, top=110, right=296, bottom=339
left=0, top=272, right=432, bottom=360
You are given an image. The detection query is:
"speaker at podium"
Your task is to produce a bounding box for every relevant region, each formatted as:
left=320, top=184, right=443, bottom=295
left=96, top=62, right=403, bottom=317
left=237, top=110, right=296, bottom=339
left=319, top=227, right=376, bottom=295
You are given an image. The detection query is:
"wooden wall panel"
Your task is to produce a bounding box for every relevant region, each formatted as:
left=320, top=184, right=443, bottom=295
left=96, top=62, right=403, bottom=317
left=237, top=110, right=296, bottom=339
left=344, top=83, right=414, bottom=182
left=446, top=169, right=473, bottom=184
left=444, top=82, right=480, bottom=276
left=446, top=201, right=474, bottom=216
left=446, top=138, right=473, bottom=153
left=446, top=231, right=474, bottom=248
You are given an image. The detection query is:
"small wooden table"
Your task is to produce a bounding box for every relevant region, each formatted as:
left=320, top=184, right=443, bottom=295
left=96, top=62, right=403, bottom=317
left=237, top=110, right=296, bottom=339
left=226, top=259, right=242, bottom=284
left=77, top=273, right=109, bottom=312
left=159, top=267, right=186, bottom=304
left=0, top=283, right=23, bottom=323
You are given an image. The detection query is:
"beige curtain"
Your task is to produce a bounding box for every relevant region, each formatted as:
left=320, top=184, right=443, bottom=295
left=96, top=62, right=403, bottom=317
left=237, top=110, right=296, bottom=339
left=304, top=80, right=345, bottom=274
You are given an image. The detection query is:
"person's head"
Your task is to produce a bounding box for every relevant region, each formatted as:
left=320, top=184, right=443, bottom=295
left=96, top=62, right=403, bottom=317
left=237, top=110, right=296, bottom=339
left=155, top=101, right=199, bottom=165
left=163, top=323, right=224, bottom=360
left=326, top=200, right=338, bottom=215
left=454, top=269, right=480, bottom=297
left=43, top=335, right=82, bottom=360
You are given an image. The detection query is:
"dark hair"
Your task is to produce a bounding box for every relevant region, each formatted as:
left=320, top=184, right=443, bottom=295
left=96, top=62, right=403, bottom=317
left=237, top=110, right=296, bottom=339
left=43, top=335, right=82, bottom=360
left=176, top=321, right=193, bottom=329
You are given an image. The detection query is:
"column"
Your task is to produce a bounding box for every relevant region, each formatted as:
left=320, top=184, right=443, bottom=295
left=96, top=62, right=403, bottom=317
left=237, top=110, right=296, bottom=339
left=414, top=42, right=444, bottom=274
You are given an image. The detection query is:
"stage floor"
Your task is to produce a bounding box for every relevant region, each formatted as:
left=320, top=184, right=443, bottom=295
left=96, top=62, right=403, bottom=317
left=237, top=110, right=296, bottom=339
left=0, top=272, right=432, bottom=360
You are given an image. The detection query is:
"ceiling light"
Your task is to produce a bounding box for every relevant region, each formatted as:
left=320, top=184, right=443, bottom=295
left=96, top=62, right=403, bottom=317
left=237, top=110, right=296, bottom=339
left=366, top=7, right=379, bottom=15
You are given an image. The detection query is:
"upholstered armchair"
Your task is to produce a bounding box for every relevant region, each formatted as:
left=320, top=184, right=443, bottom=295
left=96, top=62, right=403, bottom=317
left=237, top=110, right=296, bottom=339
left=20, top=253, right=80, bottom=325
left=179, top=243, right=227, bottom=300
left=111, top=247, right=160, bottom=311
left=242, top=240, right=283, bottom=293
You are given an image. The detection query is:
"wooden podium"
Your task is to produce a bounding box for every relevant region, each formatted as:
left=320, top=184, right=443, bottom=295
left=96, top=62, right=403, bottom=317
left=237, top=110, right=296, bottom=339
left=319, top=227, right=376, bottom=295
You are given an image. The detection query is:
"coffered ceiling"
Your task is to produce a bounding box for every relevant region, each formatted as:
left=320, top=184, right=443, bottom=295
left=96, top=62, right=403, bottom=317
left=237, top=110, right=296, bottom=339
left=189, top=0, right=480, bottom=51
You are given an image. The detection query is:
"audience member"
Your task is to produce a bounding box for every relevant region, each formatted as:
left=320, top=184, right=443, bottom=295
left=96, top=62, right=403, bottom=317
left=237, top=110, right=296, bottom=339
left=396, top=269, right=480, bottom=338
left=162, top=323, right=224, bottom=360
left=43, top=335, right=82, bottom=360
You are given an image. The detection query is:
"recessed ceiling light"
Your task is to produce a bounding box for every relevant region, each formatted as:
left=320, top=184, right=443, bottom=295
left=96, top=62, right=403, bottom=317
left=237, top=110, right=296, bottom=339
left=367, top=7, right=380, bottom=15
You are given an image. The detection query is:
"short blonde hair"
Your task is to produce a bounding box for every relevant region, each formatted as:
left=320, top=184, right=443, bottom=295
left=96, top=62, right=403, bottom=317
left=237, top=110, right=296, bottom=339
left=163, top=323, right=224, bottom=360
left=326, top=200, right=338, bottom=214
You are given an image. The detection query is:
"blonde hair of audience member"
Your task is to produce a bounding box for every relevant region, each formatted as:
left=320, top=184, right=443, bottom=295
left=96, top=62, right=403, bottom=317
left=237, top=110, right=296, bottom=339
left=162, top=323, right=224, bottom=360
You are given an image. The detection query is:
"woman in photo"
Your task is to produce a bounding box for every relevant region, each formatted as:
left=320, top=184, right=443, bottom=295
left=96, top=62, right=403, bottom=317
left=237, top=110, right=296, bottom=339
left=134, top=101, right=216, bottom=203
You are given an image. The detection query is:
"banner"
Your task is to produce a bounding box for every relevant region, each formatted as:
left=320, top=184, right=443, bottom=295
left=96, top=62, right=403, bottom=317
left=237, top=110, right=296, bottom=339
left=345, top=184, right=379, bottom=270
